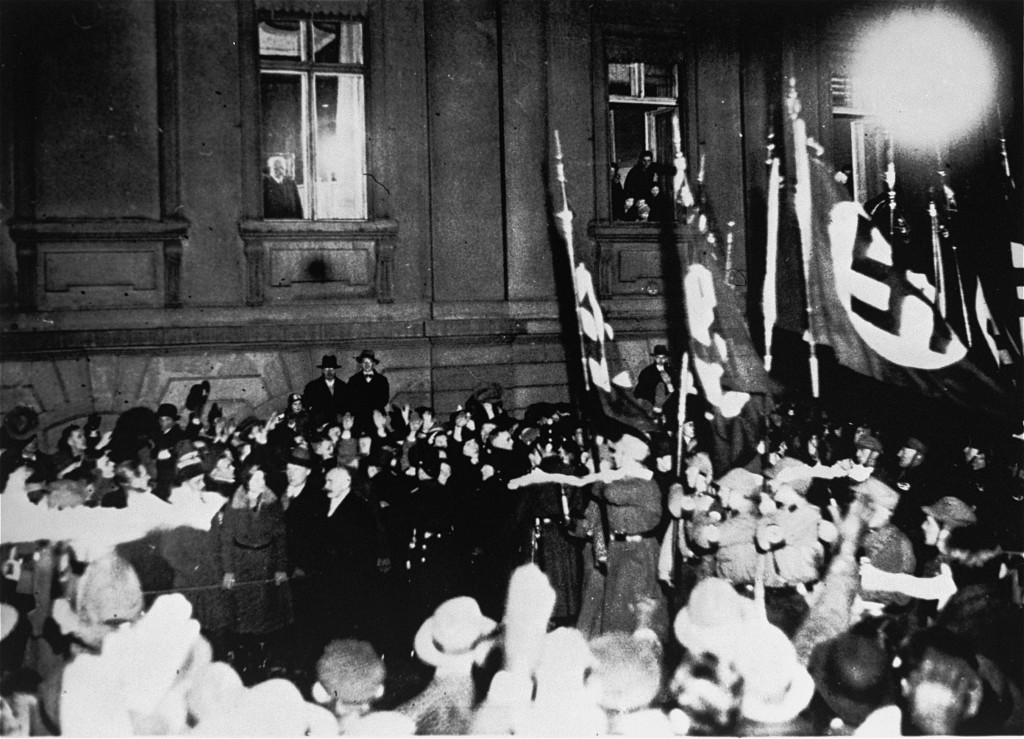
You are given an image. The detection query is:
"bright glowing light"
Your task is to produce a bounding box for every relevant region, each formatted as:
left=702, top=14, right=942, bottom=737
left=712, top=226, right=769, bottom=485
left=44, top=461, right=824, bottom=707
left=851, top=9, right=996, bottom=145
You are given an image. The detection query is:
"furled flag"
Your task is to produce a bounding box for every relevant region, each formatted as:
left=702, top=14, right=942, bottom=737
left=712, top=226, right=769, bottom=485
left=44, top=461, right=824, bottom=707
left=552, top=132, right=657, bottom=441
left=777, top=91, right=1016, bottom=427
left=974, top=275, right=1012, bottom=369
left=571, top=259, right=660, bottom=438
left=665, top=141, right=774, bottom=473
left=682, top=251, right=773, bottom=473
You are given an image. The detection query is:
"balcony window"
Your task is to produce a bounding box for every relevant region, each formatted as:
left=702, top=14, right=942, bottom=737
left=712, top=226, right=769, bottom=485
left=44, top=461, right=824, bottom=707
left=259, top=18, right=366, bottom=220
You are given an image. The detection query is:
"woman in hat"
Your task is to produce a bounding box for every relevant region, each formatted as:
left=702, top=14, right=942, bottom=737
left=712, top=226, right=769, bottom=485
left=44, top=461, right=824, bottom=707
left=220, top=459, right=293, bottom=682
left=267, top=393, right=308, bottom=458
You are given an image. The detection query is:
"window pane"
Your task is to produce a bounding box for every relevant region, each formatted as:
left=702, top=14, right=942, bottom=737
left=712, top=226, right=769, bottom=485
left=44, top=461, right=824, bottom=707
left=261, top=72, right=308, bottom=218
left=259, top=20, right=305, bottom=61
left=313, top=21, right=363, bottom=65
left=612, top=105, right=647, bottom=169
left=643, top=63, right=676, bottom=99
left=314, top=74, right=366, bottom=219
left=608, top=62, right=633, bottom=96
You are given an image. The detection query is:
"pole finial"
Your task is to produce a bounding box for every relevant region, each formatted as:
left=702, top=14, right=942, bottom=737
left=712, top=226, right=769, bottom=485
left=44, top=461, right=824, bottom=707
left=786, top=77, right=801, bottom=119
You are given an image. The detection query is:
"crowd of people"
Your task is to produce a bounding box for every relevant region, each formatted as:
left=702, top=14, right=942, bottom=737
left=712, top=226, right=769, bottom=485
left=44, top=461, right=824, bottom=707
left=0, top=346, right=1022, bottom=736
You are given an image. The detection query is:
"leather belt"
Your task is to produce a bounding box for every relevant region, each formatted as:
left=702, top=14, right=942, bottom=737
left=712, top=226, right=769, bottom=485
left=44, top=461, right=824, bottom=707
left=610, top=528, right=658, bottom=543
left=233, top=538, right=271, bottom=550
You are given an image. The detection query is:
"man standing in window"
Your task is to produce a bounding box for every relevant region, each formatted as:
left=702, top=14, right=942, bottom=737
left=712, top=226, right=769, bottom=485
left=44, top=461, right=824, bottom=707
left=624, top=150, right=658, bottom=203
left=263, top=155, right=303, bottom=219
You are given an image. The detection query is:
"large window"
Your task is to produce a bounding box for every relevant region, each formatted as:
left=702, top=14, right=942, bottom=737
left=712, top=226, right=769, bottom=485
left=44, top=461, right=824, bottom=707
left=608, top=61, right=680, bottom=221
left=259, top=17, right=366, bottom=219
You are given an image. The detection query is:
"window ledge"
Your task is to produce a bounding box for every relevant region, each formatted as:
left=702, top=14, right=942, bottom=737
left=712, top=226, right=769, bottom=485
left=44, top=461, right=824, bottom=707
left=239, top=218, right=398, bottom=238
left=239, top=218, right=398, bottom=306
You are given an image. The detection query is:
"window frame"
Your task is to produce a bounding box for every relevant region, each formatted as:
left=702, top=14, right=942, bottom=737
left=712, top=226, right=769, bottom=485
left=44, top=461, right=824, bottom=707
left=597, top=36, right=690, bottom=223
left=256, top=13, right=369, bottom=221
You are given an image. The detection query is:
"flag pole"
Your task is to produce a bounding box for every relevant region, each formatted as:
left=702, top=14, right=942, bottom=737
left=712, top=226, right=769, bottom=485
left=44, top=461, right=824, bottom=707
left=787, top=78, right=820, bottom=398
left=553, top=130, right=592, bottom=394
left=936, top=153, right=971, bottom=346
left=675, top=351, right=690, bottom=475
left=928, top=194, right=948, bottom=320
left=553, top=130, right=611, bottom=567
left=763, top=130, right=780, bottom=373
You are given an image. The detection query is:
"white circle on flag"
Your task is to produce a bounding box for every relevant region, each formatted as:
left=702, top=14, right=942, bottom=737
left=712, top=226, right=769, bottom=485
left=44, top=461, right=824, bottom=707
left=828, top=202, right=967, bottom=370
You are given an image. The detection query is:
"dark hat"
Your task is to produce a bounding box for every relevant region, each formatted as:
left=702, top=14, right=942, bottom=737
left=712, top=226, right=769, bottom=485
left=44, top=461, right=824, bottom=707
left=471, top=383, right=504, bottom=405
left=921, top=496, right=976, bottom=529
left=287, top=446, right=314, bottom=468
left=287, top=392, right=303, bottom=405
left=235, top=416, right=263, bottom=439
left=808, top=631, right=895, bottom=727
left=523, top=402, right=556, bottom=426
left=649, top=433, right=673, bottom=458
left=354, top=349, right=379, bottom=364
left=156, top=403, right=179, bottom=420
left=412, top=444, right=442, bottom=478
left=175, top=441, right=206, bottom=480
left=490, top=413, right=516, bottom=432
left=903, top=437, right=928, bottom=454
left=317, top=354, right=340, bottom=369
left=856, top=434, right=883, bottom=454
left=650, top=344, right=670, bottom=357
left=2, top=405, right=39, bottom=442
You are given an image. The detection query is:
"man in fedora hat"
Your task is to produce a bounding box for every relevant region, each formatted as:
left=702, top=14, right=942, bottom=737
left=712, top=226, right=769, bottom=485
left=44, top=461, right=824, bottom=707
left=634, top=345, right=678, bottom=429
left=347, top=349, right=390, bottom=435
left=303, top=354, right=349, bottom=430
left=153, top=403, right=186, bottom=500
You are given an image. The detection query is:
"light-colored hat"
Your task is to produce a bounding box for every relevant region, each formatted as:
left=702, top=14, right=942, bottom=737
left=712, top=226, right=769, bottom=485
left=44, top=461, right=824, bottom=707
left=764, top=458, right=814, bottom=496
left=674, top=578, right=755, bottom=658
left=589, top=633, right=663, bottom=713
left=716, top=467, right=764, bottom=498
left=413, top=597, right=497, bottom=667
left=77, top=554, right=144, bottom=629
left=46, top=479, right=89, bottom=510
left=730, top=622, right=815, bottom=723
left=853, top=476, right=900, bottom=512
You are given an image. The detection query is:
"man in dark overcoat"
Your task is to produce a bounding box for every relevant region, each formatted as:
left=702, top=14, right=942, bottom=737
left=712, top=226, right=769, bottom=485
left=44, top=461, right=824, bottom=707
left=347, top=349, right=390, bottom=435
left=302, top=355, right=349, bottom=430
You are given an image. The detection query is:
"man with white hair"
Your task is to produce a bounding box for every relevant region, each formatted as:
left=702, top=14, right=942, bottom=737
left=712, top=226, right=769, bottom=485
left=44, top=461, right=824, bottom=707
left=262, top=155, right=303, bottom=218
